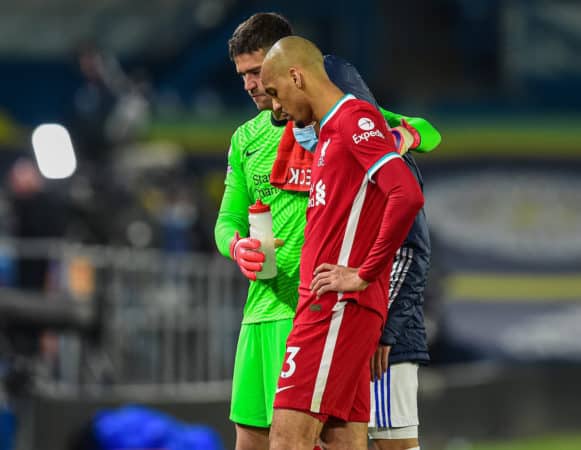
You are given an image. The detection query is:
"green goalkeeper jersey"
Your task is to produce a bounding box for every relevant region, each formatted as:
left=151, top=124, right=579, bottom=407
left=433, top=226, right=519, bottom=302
left=215, top=111, right=306, bottom=324
left=215, top=108, right=441, bottom=324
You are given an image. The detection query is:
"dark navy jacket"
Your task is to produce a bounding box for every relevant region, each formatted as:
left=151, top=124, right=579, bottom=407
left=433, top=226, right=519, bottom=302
left=382, top=152, right=430, bottom=364
left=325, top=54, right=431, bottom=365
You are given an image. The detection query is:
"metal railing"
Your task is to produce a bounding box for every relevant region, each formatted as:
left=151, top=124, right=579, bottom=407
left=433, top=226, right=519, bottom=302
left=0, top=239, right=247, bottom=398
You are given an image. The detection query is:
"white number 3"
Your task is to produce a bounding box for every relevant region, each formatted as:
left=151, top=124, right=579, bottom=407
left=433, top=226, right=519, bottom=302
left=281, top=346, right=300, bottom=378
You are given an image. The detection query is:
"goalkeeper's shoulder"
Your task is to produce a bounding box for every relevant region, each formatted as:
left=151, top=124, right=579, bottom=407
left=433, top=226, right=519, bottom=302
left=231, top=110, right=273, bottom=145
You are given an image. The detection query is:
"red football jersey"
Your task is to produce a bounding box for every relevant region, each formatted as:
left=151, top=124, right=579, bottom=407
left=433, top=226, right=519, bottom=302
left=297, top=95, right=406, bottom=324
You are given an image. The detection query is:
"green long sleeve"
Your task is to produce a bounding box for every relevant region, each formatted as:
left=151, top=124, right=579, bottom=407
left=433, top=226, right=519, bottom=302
left=214, top=173, right=250, bottom=258
left=213, top=111, right=302, bottom=323
left=380, top=107, right=442, bottom=153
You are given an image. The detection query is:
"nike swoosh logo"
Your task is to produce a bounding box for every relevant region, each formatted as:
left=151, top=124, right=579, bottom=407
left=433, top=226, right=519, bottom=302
left=245, top=148, right=261, bottom=158
left=276, top=385, right=295, bottom=394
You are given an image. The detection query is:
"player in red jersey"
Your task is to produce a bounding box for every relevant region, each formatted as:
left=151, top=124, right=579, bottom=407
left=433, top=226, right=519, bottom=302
left=260, top=36, right=425, bottom=450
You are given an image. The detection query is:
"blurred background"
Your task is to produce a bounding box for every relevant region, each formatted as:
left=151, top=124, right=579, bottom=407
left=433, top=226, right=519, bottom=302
left=0, top=0, right=579, bottom=449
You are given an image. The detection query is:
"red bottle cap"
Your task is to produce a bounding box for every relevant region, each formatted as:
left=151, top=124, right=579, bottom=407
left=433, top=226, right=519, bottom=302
left=249, top=199, right=271, bottom=213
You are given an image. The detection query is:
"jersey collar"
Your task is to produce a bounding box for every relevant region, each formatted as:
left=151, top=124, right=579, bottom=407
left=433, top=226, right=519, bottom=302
left=320, top=93, right=356, bottom=130
left=270, top=113, right=288, bottom=128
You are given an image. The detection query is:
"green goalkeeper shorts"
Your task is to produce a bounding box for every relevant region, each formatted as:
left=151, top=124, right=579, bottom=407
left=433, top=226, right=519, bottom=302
left=230, top=318, right=293, bottom=428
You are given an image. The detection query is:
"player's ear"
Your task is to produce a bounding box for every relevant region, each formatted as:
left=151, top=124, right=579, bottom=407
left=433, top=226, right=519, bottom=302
left=289, top=68, right=303, bottom=89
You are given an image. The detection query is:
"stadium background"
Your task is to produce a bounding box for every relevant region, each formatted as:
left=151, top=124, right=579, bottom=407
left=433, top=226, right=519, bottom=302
left=0, top=0, right=580, bottom=449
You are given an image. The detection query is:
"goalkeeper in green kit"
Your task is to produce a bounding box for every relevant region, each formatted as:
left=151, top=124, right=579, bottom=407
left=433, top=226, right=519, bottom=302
left=214, top=13, right=441, bottom=450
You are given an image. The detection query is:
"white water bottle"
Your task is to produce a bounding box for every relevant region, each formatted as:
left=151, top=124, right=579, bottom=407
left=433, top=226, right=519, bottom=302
left=249, top=199, right=277, bottom=279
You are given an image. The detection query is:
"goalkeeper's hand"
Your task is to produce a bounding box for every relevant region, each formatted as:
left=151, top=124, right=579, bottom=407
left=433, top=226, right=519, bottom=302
left=229, top=232, right=285, bottom=281
left=229, top=232, right=263, bottom=280
left=391, top=119, right=421, bottom=155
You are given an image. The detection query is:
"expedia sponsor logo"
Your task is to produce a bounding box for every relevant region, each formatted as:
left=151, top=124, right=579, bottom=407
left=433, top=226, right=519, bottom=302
left=352, top=129, right=385, bottom=144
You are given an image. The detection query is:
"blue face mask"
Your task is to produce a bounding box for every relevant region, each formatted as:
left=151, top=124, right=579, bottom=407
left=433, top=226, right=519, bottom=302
left=293, top=124, right=318, bottom=153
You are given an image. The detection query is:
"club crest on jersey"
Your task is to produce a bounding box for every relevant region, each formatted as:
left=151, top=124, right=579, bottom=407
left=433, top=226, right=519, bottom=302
left=353, top=117, right=385, bottom=144
left=308, top=179, right=326, bottom=207
left=318, top=139, right=331, bottom=167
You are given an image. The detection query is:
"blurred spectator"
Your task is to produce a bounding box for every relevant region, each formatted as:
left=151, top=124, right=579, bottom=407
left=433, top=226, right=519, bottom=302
left=7, top=158, right=66, bottom=290
left=68, top=42, right=150, bottom=168
left=69, top=42, right=122, bottom=166
left=160, top=183, right=213, bottom=254
left=3, top=158, right=67, bottom=359
left=64, top=42, right=154, bottom=248
left=106, top=69, right=152, bottom=146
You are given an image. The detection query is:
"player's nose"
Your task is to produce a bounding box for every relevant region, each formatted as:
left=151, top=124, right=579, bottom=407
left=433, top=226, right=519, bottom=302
left=244, top=74, right=257, bottom=92
left=272, top=98, right=282, bottom=113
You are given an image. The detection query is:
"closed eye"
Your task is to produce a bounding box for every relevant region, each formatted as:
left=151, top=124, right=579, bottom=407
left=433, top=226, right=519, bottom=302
left=241, top=69, right=260, bottom=78
left=238, top=67, right=261, bottom=78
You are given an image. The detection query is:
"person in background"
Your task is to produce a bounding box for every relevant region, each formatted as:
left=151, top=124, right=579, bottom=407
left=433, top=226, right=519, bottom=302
left=3, top=158, right=67, bottom=360
left=69, top=41, right=150, bottom=168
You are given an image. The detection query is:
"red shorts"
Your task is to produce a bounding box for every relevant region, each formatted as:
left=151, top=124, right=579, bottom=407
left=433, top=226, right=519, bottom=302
left=273, top=300, right=383, bottom=422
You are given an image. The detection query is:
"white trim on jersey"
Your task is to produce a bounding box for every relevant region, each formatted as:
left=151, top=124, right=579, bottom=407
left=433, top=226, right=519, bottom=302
left=389, top=247, right=414, bottom=308
left=367, top=152, right=401, bottom=182
left=320, top=94, right=356, bottom=130
left=310, top=300, right=347, bottom=412
left=336, top=175, right=369, bottom=300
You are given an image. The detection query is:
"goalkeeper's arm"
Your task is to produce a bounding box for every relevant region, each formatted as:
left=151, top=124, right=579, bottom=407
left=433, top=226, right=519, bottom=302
left=214, top=141, right=251, bottom=258
left=214, top=142, right=273, bottom=281
left=214, top=181, right=250, bottom=258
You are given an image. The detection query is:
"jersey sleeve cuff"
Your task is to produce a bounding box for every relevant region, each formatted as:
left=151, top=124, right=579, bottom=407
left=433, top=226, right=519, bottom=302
left=357, top=268, right=375, bottom=284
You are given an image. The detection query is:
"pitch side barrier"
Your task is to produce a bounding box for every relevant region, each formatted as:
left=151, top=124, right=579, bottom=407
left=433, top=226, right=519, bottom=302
left=0, top=238, right=246, bottom=395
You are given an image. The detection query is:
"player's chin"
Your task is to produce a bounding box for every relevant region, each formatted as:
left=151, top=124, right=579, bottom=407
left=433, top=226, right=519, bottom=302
left=288, top=108, right=308, bottom=124
left=287, top=112, right=303, bottom=123
left=253, top=95, right=272, bottom=111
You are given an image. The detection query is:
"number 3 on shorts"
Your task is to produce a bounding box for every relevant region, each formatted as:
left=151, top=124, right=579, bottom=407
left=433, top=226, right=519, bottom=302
left=281, top=346, right=300, bottom=378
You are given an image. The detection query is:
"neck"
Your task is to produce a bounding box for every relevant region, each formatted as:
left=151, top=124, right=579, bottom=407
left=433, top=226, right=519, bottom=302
left=271, top=108, right=285, bottom=121
left=310, top=81, right=345, bottom=124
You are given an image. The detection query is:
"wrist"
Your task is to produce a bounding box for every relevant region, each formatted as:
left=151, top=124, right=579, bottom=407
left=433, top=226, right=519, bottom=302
left=400, top=118, right=421, bottom=149
left=229, top=232, right=241, bottom=260
left=380, top=334, right=396, bottom=346
left=355, top=270, right=371, bottom=290
left=357, top=269, right=373, bottom=286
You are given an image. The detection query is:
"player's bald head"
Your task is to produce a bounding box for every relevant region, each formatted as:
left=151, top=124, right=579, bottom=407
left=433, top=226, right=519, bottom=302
left=262, top=36, right=326, bottom=79
left=261, top=36, right=342, bottom=125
